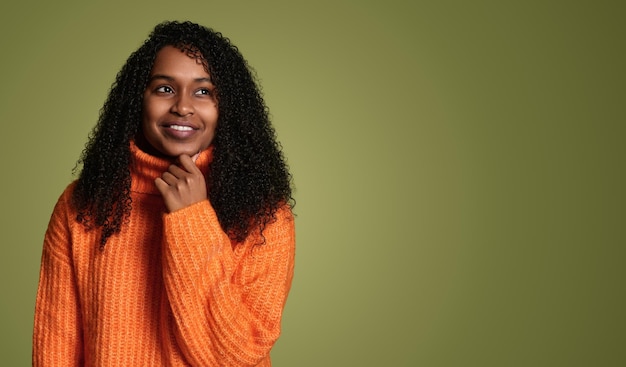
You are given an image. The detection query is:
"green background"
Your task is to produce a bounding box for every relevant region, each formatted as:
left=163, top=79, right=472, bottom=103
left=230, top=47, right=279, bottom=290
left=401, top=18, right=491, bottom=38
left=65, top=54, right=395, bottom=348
left=1, top=0, right=624, bottom=365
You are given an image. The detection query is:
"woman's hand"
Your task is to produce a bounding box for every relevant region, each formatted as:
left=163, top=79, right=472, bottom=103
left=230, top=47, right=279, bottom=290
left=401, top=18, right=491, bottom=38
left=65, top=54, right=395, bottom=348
left=155, top=153, right=207, bottom=212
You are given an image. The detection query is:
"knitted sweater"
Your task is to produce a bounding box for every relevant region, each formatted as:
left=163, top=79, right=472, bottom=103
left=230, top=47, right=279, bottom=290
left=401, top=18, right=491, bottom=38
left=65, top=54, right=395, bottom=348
left=33, top=143, right=296, bottom=366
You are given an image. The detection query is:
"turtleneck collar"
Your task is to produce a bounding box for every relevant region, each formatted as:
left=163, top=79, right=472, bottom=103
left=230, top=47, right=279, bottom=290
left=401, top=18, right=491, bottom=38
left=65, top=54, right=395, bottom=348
left=129, top=140, right=213, bottom=195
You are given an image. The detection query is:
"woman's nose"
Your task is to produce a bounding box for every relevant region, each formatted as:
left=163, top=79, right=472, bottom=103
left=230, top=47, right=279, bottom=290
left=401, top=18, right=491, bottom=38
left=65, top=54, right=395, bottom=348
left=171, top=94, right=194, bottom=116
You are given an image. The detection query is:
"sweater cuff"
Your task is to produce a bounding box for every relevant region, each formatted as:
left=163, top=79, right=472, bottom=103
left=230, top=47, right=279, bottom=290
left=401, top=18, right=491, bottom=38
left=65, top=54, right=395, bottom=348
left=164, top=199, right=218, bottom=223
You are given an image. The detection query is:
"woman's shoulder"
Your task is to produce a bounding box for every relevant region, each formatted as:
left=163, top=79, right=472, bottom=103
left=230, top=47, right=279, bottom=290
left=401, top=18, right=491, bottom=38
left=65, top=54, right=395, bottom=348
left=50, top=180, right=79, bottom=210
left=61, top=180, right=78, bottom=198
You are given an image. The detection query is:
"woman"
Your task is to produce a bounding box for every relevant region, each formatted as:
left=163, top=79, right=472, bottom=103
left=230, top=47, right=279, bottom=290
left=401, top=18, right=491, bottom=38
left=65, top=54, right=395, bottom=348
left=33, top=21, right=295, bottom=366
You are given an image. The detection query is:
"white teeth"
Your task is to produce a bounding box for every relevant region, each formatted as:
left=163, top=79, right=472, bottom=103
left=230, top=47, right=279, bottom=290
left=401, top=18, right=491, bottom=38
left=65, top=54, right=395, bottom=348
left=169, top=125, right=193, bottom=131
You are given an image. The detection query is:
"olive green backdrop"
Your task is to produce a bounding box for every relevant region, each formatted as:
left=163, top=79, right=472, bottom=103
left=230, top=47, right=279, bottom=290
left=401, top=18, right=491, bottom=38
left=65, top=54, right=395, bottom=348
left=1, top=0, right=624, bottom=365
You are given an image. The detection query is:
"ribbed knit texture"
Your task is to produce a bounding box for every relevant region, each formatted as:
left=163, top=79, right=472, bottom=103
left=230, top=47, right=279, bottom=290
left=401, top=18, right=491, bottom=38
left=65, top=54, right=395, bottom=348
left=33, top=142, right=296, bottom=367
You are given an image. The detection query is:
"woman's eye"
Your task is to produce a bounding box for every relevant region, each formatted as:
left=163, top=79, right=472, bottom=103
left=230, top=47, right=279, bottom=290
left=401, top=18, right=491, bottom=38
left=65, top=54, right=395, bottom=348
left=196, top=88, right=213, bottom=96
left=156, top=86, right=173, bottom=93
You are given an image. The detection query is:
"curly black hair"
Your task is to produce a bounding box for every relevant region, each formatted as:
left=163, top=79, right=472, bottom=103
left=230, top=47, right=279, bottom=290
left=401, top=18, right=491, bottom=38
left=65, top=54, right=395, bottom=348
left=73, top=21, right=293, bottom=248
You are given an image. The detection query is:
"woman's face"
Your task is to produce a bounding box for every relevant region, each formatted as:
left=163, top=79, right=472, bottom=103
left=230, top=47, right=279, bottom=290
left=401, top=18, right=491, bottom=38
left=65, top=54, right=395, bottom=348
left=141, top=45, right=218, bottom=158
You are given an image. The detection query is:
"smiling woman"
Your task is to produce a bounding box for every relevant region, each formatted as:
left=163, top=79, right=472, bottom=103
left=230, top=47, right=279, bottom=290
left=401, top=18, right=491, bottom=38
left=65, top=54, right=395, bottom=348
left=32, top=21, right=295, bottom=367
left=139, top=45, right=219, bottom=158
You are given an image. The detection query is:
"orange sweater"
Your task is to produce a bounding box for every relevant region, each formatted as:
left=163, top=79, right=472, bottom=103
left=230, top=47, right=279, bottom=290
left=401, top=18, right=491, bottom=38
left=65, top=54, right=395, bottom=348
left=33, top=143, right=295, bottom=366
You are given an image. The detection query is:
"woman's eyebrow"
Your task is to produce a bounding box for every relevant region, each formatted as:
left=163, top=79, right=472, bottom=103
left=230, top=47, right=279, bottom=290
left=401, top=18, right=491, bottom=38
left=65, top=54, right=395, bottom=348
left=148, top=74, right=213, bottom=84
left=148, top=74, right=174, bottom=82
left=194, top=77, right=214, bottom=84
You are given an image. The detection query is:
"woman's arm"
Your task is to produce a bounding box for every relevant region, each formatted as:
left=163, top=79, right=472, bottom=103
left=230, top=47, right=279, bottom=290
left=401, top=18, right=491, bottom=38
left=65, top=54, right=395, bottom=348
left=33, top=188, right=84, bottom=366
left=162, top=201, right=295, bottom=366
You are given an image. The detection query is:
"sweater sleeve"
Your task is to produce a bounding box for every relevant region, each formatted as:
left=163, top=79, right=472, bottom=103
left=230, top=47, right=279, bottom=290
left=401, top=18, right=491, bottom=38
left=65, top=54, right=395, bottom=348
left=33, top=188, right=84, bottom=366
left=162, top=200, right=295, bottom=366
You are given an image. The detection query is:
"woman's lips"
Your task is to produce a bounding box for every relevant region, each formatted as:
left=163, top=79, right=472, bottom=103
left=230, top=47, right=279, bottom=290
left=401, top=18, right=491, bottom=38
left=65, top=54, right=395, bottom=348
left=163, top=123, right=198, bottom=139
